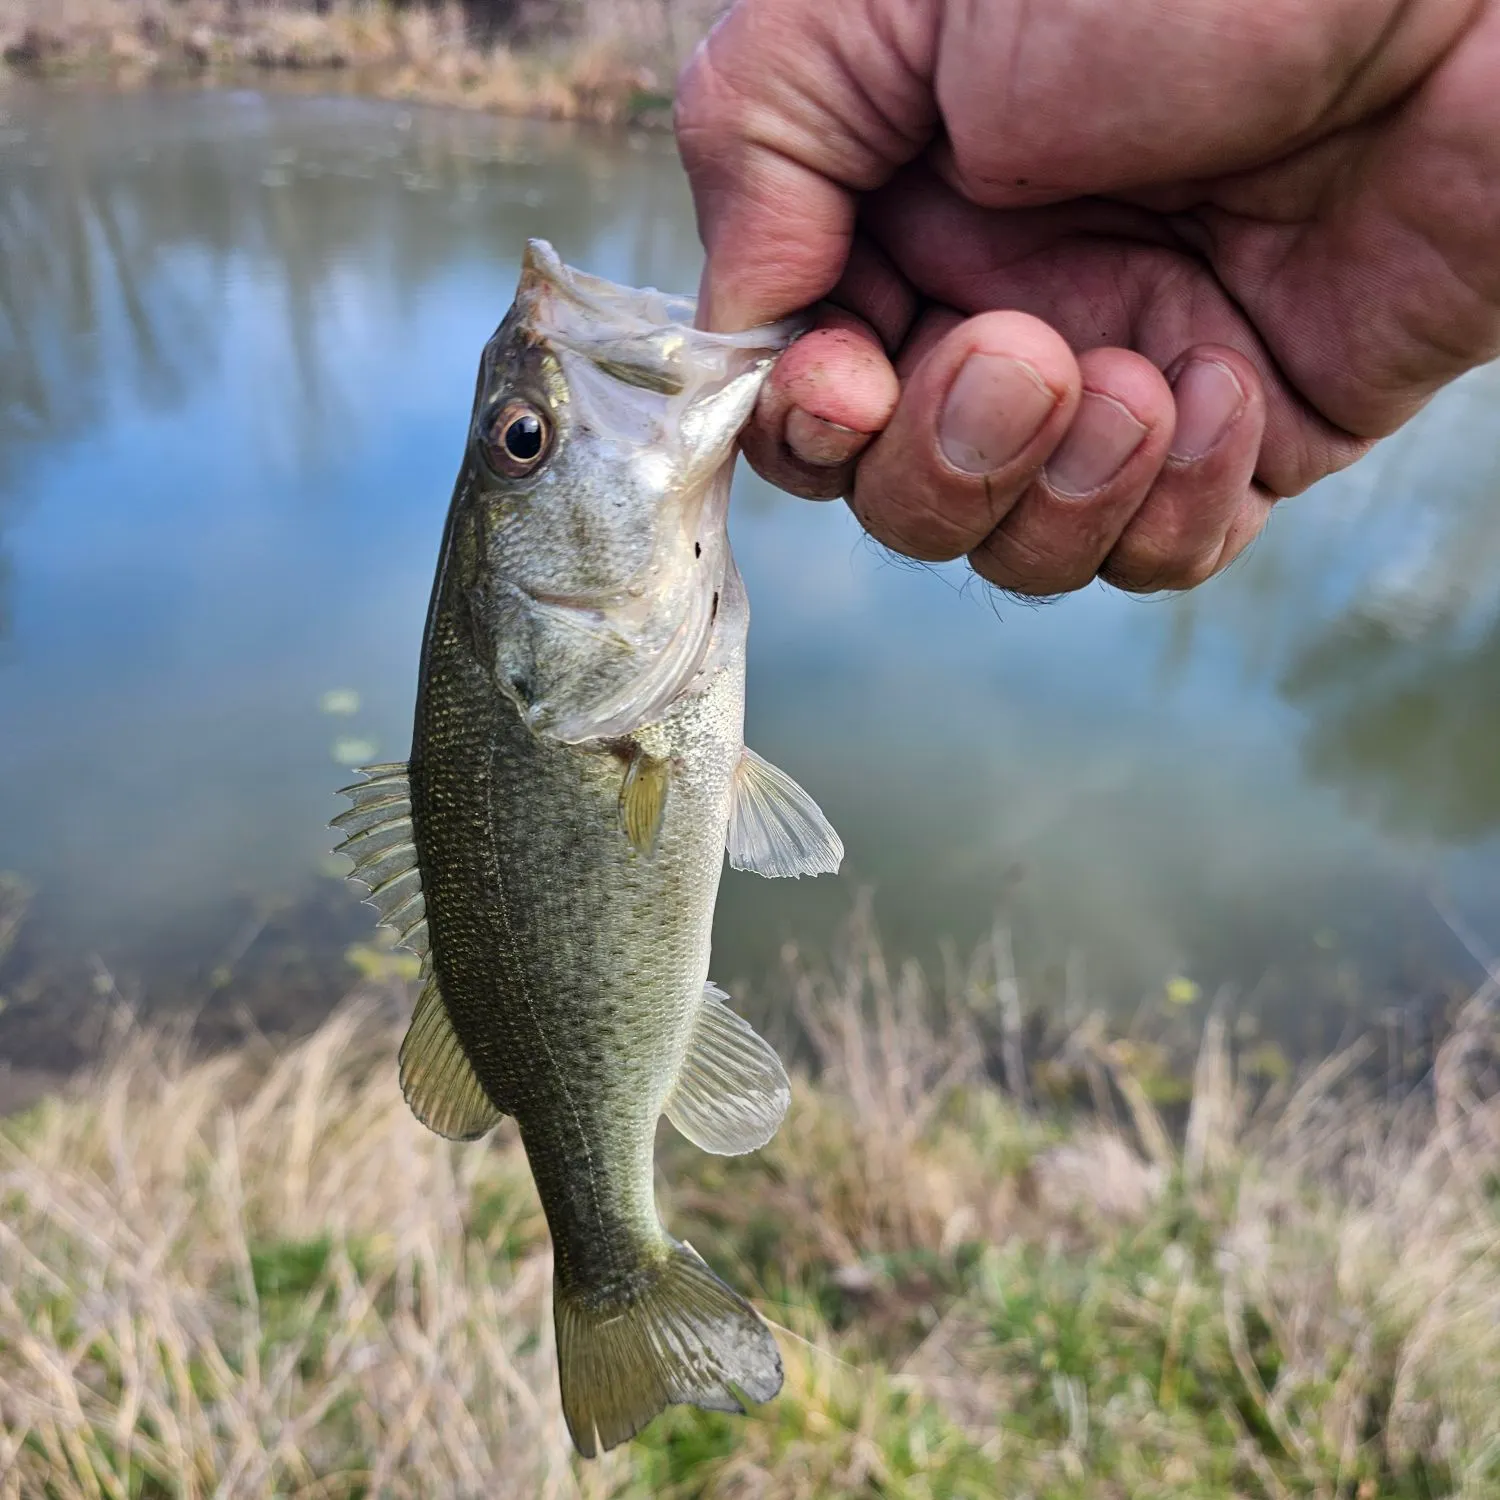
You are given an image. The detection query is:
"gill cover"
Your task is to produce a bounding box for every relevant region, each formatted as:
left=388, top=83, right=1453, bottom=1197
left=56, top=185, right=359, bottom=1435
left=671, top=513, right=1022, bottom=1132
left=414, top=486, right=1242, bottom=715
left=456, top=240, right=800, bottom=743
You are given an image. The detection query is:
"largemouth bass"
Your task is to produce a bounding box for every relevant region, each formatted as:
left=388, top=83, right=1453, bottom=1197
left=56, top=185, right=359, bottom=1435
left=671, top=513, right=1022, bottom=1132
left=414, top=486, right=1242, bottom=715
left=333, top=242, right=842, bottom=1457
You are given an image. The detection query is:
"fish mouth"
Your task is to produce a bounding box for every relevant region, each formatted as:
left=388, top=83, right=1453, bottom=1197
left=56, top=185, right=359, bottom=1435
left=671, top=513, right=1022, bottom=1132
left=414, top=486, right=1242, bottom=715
left=517, top=240, right=807, bottom=394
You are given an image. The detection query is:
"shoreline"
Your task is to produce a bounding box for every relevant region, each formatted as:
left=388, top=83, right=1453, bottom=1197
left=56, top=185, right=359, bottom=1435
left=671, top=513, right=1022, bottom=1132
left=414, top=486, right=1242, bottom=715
left=3, top=933, right=1496, bottom=1495
left=0, top=0, right=689, bottom=130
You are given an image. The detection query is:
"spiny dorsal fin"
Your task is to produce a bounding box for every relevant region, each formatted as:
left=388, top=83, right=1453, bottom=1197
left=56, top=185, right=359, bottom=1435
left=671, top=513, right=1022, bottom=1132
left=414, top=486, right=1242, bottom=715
left=335, top=766, right=494, bottom=1137
left=726, top=747, right=843, bottom=879
left=399, top=978, right=505, bottom=1140
left=332, top=764, right=428, bottom=957
left=618, top=747, right=671, bottom=854
left=665, top=983, right=790, bottom=1155
left=554, top=1236, right=782, bottom=1458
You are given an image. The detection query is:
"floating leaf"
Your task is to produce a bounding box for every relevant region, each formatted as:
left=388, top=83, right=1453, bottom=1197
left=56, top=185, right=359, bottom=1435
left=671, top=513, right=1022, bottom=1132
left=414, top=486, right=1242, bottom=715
left=332, top=737, right=378, bottom=766
left=319, top=688, right=361, bottom=715
left=1242, top=1042, right=1291, bottom=1082
left=344, top=942, right=421, bottom=983
left=1164, top=976, right=1201, bottom=1007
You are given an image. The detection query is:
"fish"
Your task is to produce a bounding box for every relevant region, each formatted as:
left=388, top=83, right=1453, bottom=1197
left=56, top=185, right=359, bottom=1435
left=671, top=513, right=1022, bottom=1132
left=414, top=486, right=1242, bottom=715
left=332, top=241, right=843, bottom=1458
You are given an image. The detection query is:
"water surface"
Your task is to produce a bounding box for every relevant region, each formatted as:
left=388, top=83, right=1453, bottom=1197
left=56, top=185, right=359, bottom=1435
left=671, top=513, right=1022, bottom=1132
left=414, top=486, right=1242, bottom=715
left=3, top=84, right=1499, bottom=1070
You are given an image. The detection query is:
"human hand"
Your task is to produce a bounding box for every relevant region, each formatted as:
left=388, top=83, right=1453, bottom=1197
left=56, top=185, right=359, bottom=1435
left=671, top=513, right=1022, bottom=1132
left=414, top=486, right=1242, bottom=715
left=675, top=0, right=1500, bottom=594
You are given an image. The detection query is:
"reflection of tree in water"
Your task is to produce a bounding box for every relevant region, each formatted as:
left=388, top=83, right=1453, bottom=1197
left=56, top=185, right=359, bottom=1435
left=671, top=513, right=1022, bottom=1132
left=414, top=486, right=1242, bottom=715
left=0, top=86, right=698, bottom=631
left=1159, top=363, right=1500, bottom=842
left=1280, top=609, right=1500, bottom=839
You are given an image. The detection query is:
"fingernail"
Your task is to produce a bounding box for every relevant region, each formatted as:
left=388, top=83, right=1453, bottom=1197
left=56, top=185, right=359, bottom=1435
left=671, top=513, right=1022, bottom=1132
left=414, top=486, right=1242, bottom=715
left=939, top=354, right=1057, bottom=475
left=785, top=407, right=868, bottom=468
left=1169, top=358, right=1245, bottom=461
left=1044, top=391, right=1148, bottom=497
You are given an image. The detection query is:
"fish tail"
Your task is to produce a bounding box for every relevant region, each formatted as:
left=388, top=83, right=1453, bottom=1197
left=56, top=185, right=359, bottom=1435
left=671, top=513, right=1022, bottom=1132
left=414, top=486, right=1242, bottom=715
left=553, top=1238, right=782, bottom=1458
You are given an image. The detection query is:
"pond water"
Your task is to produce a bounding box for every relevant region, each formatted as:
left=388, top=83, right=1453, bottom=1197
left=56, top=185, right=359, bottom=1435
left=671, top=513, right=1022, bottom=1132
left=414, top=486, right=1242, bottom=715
left=3, top=83, right=1500, bottom=1072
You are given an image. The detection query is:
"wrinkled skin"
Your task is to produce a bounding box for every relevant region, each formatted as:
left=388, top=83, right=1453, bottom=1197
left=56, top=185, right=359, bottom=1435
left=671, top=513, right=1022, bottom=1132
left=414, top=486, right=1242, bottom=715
left=676, top=0, right=1500, bottom=596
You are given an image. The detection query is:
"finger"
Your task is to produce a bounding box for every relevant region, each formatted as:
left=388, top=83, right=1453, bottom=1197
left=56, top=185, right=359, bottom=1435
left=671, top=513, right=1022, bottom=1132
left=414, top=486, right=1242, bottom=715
left=1100, top=346, right=1268, bottom=592
left=825, top=233, right=919, bottom=351
left=968, top=348, right=1174, bottom=595
left=740, top=308, right=901, bottom=500
left=864, top=169, right=1371, bottom=498
left=1215, top=487, right=1279, bottom=574
left=849, top=309, right=1080, bottom=561
left=929, top=2, right=1459, bottom=208
left=673, top=0, right=933, bottom=330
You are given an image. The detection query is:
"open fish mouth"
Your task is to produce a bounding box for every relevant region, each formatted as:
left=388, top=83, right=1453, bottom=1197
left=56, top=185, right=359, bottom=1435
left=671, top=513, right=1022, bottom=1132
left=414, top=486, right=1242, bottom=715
left=468, top=242, right=807, bottom=747
left=517, top=240, right=807, bottom=392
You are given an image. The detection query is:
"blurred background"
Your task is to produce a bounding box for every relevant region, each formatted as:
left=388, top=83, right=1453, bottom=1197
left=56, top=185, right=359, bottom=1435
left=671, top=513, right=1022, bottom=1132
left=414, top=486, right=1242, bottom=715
left=3, top=78, right=1500, bottom=1100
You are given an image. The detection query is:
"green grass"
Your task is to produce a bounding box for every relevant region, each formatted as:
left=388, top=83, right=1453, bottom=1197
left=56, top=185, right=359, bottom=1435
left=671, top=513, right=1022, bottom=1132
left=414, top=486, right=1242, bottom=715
left=1, top=930, right=1498, bottom=1497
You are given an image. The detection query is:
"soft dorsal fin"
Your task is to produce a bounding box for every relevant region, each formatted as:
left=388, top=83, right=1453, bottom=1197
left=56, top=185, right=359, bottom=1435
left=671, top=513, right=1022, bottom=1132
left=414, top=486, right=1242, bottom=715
left=332, top=764, right=429, bottom=957
left=726, top=747, right=843, bottom=879
left=399, top=978, right=505, bottom=1140
left=665, top=983, right=790, bottom=1155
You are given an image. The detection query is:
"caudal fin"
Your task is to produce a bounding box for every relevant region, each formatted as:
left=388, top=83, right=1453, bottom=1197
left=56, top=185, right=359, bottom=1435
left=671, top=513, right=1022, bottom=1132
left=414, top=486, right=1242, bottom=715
left=553, top=1240, right=783, bottom=1457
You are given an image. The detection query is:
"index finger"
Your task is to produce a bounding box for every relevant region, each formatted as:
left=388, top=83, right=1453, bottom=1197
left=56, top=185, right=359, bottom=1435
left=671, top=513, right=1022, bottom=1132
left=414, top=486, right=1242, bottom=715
left=673, top=0, right=933, bottom=330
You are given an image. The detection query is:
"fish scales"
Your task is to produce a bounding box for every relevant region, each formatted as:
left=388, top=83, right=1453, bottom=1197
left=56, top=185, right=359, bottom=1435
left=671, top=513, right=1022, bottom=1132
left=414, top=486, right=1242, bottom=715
left=412, top=592, right=741, bottom=1278
left=335, top=242, right=844, bottom=1458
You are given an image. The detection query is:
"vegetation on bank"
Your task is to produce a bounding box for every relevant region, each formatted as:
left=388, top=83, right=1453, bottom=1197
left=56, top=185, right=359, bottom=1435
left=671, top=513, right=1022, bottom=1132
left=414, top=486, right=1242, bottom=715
left=2, top=920, right=1498, bottom=1499
left=0, top=0, right=714, bottom=126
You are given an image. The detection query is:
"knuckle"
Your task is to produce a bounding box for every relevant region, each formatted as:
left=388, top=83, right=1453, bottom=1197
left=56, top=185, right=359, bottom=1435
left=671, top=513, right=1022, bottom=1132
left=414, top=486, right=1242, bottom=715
left=671, top=38, right=746, bottom=172
left=851, top=481, right=976, bottom=562
left=741, top=421, right=851, bottom=501
left=970, top=527, right=1095, bottom=597
left=1103, top=538, right=1221, bottom=594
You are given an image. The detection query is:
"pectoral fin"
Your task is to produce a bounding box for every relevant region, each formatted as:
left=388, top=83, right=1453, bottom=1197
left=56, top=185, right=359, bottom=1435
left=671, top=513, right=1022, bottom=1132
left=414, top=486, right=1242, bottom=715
left=665, top=983, right=790, bottom=1155
left=618, top=747, right=671, bottom=854
left=399, top=978, right=505, bottom=1140
left=726, top=747, right=843, bottom=879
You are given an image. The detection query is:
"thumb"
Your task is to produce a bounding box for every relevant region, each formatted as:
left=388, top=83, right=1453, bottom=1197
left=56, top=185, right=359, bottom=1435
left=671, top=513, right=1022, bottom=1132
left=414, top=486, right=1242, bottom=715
left=673, top=0, right=935, bottom=331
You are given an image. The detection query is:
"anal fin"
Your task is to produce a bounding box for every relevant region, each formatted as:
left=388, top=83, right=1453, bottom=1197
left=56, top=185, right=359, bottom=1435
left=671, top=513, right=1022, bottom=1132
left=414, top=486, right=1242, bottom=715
left=726, top=747, right=843, bottom=879
left=666, top=983, right=790, bottom=1155
left=399, top=978, right=505, bottom=1140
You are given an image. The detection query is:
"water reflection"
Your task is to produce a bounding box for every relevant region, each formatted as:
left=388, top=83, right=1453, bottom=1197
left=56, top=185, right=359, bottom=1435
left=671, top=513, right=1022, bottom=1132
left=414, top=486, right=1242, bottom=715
left=0, top=84, right=695, bottom=482
left=2, top=84, right=1499, bottom=1063
left=1161, top=362, right=1500, bottom=845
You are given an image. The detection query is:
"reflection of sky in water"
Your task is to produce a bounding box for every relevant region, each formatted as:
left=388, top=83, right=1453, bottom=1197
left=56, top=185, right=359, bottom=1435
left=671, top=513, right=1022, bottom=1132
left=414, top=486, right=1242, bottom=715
left=3, top=86, right=1500, bottom=1023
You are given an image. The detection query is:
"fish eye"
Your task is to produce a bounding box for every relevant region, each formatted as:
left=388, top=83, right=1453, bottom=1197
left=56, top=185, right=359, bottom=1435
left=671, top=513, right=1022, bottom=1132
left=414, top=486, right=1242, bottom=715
left=481, top=400, right=553, bottom=478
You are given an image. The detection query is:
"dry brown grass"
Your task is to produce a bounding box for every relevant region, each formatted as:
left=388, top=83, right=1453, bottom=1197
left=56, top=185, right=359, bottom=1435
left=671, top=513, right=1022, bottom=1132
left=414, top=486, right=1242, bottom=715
left=2, top=927, right=1498, bottom=1497
left=0, top=0, right=721, bottom=126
